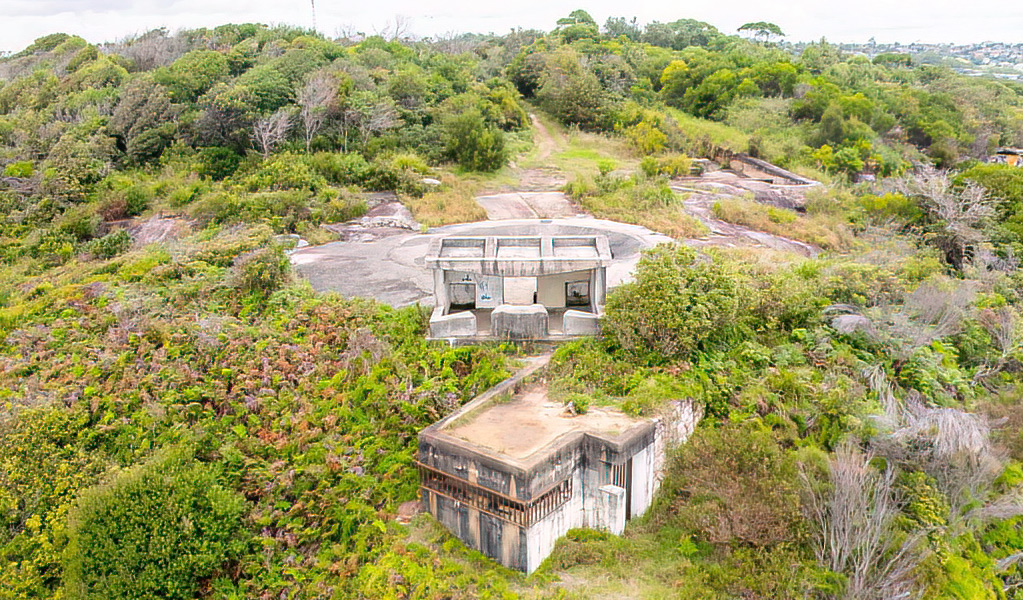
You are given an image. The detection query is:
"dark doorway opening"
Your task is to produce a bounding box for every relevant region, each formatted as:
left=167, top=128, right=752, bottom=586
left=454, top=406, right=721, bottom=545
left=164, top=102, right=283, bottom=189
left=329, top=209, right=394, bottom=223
left=565, top=280, right=590, bottom=308
left=449, top=283, right=476, bottom=311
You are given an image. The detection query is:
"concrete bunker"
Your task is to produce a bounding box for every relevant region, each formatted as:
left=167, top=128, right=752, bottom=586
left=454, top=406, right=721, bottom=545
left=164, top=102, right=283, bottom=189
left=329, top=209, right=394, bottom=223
left=417, top=358, right=701, bottom=573
left=426, top=235, right=612, bottom=340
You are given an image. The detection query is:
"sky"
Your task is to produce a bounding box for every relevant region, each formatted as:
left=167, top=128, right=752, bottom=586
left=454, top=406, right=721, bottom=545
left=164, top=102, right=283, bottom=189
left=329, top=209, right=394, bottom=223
left=2, top=0, right=1021, bottom=53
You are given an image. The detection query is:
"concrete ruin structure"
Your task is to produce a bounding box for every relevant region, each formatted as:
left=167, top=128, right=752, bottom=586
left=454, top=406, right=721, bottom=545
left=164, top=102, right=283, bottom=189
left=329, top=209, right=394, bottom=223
left=425, top=235, right=612, bottom=340
left=417, top=357, right=701, bottom=573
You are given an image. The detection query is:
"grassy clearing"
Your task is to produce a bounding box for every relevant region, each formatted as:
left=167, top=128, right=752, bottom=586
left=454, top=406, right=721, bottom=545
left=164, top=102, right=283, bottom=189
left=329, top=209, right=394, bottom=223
left=520, top=111, right=638, bottom=176
left=664, top=107, right=750, bottom=154
left=566, top=175, right=709, bottom=240
left=711, top=197, right=854, bottom=251
left=402, top=175, right=488, bottom=227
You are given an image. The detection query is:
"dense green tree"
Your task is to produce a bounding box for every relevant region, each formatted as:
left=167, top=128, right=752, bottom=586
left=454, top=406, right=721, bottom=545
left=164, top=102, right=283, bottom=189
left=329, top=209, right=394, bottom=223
left=603, top=245, right=741, bottom=363
left=603, top=16, right=642, bottom=41
left=536, top=47, right=611, bottom=129
left=737, top=21, right=786, bottom=43
left=153, top=50, right=230, bottom=103
left=441, top=109, right=508, bottom=171
left=64, top=448, right=246, bottom=600
left=108, top=76, right=176, bottom=163
left=236, top=63, right=294, bottom=113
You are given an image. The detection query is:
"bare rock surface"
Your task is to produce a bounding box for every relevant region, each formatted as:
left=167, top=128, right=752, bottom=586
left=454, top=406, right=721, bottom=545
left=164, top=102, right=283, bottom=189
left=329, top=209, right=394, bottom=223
left=476, top=191, right=584, bottom=220
left=291, top=218, right=672, bottom=308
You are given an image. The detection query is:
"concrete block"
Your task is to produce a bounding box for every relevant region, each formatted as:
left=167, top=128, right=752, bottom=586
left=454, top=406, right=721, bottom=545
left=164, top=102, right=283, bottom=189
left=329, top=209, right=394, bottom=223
left=597, top=484, right=626, bottom=535
left=492, top=304, right=548, bottom=339
left=429, top=309, right=477, bottom=337
left=563, top=310, right=600, bottom=336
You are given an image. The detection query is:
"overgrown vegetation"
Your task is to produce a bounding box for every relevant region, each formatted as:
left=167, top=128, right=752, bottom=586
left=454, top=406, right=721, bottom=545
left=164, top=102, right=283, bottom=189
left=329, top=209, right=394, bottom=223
left=4, top=11, right=1023, bottom=600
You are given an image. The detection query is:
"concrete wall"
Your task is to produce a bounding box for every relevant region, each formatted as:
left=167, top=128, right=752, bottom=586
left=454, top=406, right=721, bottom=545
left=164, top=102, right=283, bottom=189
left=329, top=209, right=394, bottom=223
left=423, top=489, right=528, bottom=571
left=429, top=307, right=477, bottom=338
left=524, top=469, right=585, bottom=573
left=443, top=271, right=503, bottom=309
left=503, top=277, right=537, bottom=305
left=595, top=485, right=626, bottom=536
left=652, top=399, right=703, bottom=488
left=492, top=304, right=548, bottom=340
left=563, top=310, right=600, bottom=336
left=537, top=270, right=592, bottom=309
left=629, top=445, right=656, bottom=517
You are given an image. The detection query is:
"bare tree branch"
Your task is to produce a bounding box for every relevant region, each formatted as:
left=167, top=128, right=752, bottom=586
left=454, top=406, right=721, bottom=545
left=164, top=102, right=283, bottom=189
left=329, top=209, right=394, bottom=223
left=804, top=444, right=925, bottom=600
left=252, top=110, right=291, bottom=158
left=895, top=166, right=994, bottom=270
left=297, top=72, right=338, bottom=152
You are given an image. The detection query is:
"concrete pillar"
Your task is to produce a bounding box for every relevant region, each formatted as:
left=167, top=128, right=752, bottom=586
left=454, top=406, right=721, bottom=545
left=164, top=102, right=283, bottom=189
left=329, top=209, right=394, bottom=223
left=434, top=269, right=448, bottom=314
left=629, top=447, right=655, bottom=516
left=597, top=484, right=626, bottom=535
left=592, top=267, right=607, bottom=313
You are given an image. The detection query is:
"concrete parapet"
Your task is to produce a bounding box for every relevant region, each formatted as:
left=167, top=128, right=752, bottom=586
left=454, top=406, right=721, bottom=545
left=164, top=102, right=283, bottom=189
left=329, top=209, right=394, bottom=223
left=492, top=304, right=549, bottom=339
left=429, top=308, right=477, bottom=338
left=563, top=309, right=600, bottom=336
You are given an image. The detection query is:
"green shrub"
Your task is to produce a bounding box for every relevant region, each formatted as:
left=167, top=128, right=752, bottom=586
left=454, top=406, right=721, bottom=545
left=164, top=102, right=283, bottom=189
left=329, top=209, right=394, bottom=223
left=63, top=447, right=247, bottom=600
left=304, top=152, right=372, bottom=185
left=441, top=110, right=508, bottom=172
left=565, top=392, right=591, bottom=415
left=857, top=192, right=923, bottom=224
left=602, top=245, right=741, bottom=363
left=640, top=153, right=692, bottom=178
left=370, top=153, right=429, bottom=195
left=563, top=176, right=595, bottom=200
left=87, top=229, right=132, bottom=259
left=656, top=424, right=804, bottom=547
left=123, top=185, right=151, bottom=217
left=232, top=244, right=290, bottom=297
left=195, top=147, right=242, bottom=181
left=241, top=153, right=326, bottom=192
left=3, top=161, right=33, bottom=178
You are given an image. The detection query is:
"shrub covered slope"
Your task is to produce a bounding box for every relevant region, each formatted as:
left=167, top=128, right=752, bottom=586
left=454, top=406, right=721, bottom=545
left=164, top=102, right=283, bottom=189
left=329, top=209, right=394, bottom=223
left=4, top=13, right=1023, bottom=600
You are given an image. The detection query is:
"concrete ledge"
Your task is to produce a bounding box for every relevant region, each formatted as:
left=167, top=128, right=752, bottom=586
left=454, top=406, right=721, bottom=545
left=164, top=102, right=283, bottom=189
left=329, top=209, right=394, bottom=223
left=563, top=310, right=600, bottom=336
left=429, top=308, right=477, bottom=338
left=492, top=304, right=549, bottom=340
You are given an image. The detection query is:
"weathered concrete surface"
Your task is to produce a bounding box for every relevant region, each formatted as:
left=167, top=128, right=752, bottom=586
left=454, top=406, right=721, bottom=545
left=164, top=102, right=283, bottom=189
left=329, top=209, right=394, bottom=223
left=597, top=485, right=627, bottom=535
left=476, top=191, right=584, bottom=220
left=291, top=218, right=673, bottom=307
left=563, top=309, right=600, bottom=336
left=428, top=309, right=477, bottom=338
left=444, top=383, right=647, bottom=460
left=676, top=170, right=816, bottom=211
left=491, top=304, right=549, bottom=340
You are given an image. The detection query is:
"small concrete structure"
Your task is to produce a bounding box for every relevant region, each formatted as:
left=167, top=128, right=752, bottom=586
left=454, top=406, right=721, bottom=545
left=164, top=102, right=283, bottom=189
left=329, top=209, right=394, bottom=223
left=994, top=147, right=1023, bottom=167
left=417, top=356, right=701, bottom=573
left=425, top=235, right=613, bottom=340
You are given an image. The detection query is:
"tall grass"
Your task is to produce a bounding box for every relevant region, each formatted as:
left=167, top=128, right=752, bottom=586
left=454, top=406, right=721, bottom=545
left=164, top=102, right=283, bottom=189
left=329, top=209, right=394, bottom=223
left=712, top=197, right=854, bottom=251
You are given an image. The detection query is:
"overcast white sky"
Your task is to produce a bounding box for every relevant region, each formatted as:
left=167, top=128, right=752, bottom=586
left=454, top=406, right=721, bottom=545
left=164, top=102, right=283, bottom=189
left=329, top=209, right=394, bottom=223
left=2, top=0, right=1021, bottom=53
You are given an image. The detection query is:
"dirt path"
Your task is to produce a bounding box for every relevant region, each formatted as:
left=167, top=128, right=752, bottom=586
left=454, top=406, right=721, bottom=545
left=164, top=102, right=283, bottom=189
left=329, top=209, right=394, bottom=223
left=530, top=113, right=558, bottom=161
left=515, top=114, right=568, bottom=191
left=672, top=184, right=821, bottom=257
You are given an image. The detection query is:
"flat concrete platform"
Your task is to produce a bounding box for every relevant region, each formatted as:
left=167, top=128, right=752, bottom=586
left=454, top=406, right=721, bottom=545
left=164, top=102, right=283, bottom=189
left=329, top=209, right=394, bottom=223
left=444, top=384, right=646, bottom=460
left=476, top=192, right=584, bottom=220
left=291, top=218, right=673, bottom=308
